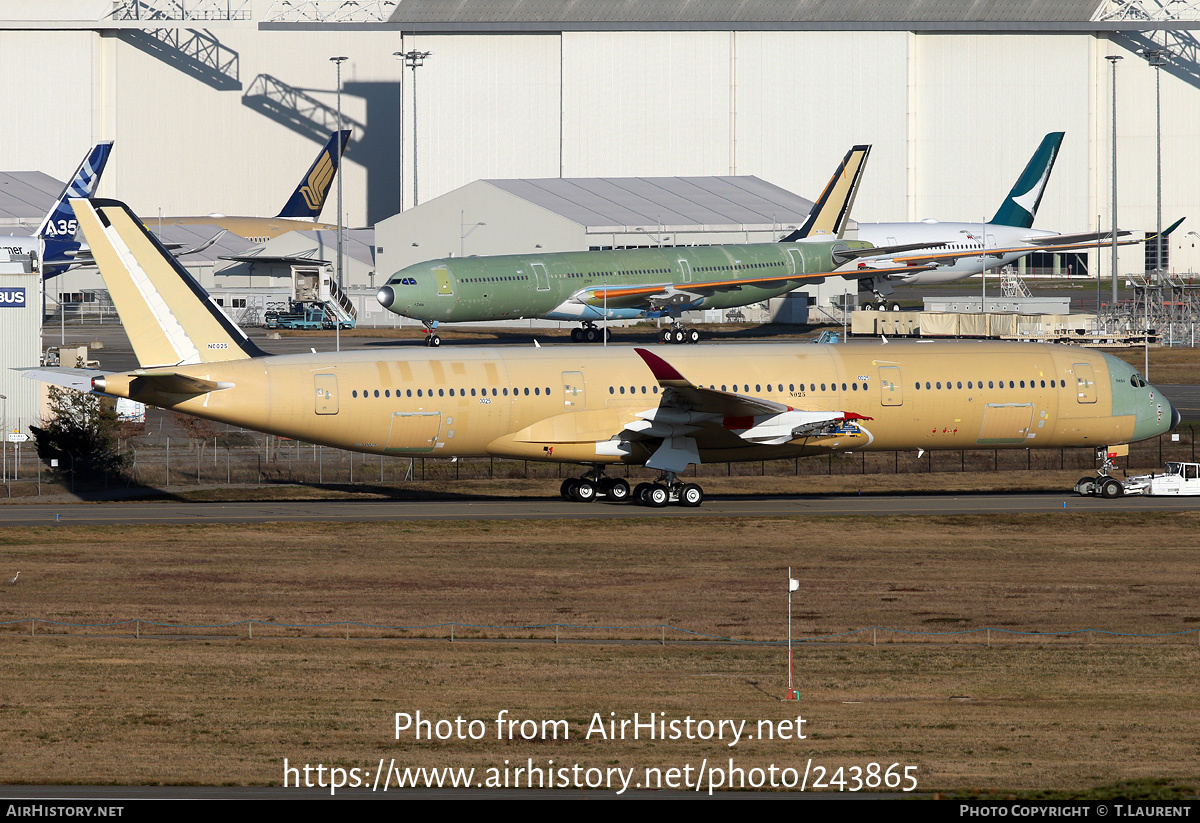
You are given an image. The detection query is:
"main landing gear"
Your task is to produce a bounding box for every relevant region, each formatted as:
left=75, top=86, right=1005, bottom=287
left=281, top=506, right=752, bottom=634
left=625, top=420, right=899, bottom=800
left=560, top=467, right=631, bottom=503
left=659, top=322, right=701, bottom=345
left=633, top=473, right=704, bottom=507
left=570, top=322, right=610, bottom=344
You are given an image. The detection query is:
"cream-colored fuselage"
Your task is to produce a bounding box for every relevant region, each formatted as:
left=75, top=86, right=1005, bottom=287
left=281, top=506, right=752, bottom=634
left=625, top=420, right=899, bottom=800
left=98, top=340, right=1168, bottom=466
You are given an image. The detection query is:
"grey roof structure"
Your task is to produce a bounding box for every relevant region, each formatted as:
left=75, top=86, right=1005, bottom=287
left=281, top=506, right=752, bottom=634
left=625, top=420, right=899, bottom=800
left=0, top=171, right=60, bottom=228
left=223, top=229, right=376, bottom=267
left=482, top=176, right=817, bottom=233
left=388, top=0, right=1107, bottom=29
left=149, top=223, right=257, bottom=264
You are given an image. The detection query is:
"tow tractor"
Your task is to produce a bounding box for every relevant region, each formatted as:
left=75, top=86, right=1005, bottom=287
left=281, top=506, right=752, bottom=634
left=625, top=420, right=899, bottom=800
left=1075, top=444, right=1200, bottom=498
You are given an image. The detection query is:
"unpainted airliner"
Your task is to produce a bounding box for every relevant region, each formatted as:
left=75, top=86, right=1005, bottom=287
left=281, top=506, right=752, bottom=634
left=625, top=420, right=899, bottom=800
left=24, top=197, right=1179, bottom=509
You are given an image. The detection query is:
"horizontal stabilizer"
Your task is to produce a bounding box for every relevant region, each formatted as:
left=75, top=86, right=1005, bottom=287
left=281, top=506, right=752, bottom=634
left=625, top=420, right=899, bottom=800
left=19, top=367, right=99, bottom=393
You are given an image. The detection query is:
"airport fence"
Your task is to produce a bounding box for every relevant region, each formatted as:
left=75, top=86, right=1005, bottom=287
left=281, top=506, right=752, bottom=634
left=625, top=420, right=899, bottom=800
left=1, top=424, right=1194, bottom=495
left=3, top=616, right=1200, bottom=648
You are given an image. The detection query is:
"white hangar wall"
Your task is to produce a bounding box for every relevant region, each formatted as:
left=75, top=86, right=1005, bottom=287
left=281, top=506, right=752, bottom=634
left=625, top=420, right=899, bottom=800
left=1, top=24, right=1197, bottom=275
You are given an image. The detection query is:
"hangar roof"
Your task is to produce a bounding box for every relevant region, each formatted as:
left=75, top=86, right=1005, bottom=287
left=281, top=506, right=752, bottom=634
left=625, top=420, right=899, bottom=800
left=481, top=176, right=817, bottom=234
left=0, top=172, right=61, bottom=228
left=388, top=0, right=1106, bottom=29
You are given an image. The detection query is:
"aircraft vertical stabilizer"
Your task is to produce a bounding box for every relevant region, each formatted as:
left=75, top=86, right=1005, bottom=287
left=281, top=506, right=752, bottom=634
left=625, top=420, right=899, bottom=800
left=69, top=198, right=266, bottom=368
left=276, top=130, right=351, bottom=220
left=990, top=132, right=1064, bottom=228
left=37, top=141, right=114, bottom=277
left=780, top=145, right=870, bottom=241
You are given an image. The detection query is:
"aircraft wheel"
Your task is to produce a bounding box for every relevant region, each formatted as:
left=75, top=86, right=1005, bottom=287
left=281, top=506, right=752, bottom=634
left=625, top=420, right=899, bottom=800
left=678, top=483, right=704, bottom=507
left=633, top=482, right=654, bottom=505
left=671, top=329, right=686, bottom=344
left=561, top=478, right=578, bottom=501
left=571, top=328, right=584, bottom=343
left=686, top=328, right=701, bottom=344
left=1100, top=478, right=1124, bottom=499
left=570, top=479, right=598, bottom=502
left=645, top=484, right=670, bottom=508
left=603, top=328, right=611, bottom=342
left=584, top=327, right=599, bottom=343
left=660, top=329, right=673, bottom=345
left=604, top=478, right=630, bottom=502
left=427, top=334, right=442, bottom=347
left=1074, top=477, right=1096, bottom=497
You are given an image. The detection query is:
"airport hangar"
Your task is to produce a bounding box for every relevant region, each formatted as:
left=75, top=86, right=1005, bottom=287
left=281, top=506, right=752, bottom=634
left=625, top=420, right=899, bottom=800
left=2, top=0, right=1200, bottom=283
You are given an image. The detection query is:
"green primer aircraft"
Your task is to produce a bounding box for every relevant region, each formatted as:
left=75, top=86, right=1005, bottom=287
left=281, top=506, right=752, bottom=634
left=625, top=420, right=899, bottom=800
left=375, top=146, right=934, bottom=346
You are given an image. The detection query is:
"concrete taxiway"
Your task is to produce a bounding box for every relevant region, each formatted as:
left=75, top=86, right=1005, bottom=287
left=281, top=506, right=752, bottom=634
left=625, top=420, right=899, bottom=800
left=1, top=492, right=1197, bottom=527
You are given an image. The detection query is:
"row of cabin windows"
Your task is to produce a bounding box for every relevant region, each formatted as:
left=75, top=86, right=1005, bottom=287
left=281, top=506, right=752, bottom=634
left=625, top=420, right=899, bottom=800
left=352, top=386, right=553, bottom=399
left=914, top=378, right=1069, bottom=391
left=462, top=275, right=528, bottom=283
left=347, top=377, right=1079, bottom=402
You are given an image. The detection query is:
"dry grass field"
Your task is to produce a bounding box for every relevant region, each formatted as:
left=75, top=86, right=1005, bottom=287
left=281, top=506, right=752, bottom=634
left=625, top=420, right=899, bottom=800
left=0, top=514, right=1198, bottom=794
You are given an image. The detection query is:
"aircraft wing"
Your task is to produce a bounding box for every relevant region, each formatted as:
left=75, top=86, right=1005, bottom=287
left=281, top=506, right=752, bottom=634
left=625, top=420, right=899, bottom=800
left=575, top=263, right=932, bottom=309
left=623, top=348, right=874, bottom=470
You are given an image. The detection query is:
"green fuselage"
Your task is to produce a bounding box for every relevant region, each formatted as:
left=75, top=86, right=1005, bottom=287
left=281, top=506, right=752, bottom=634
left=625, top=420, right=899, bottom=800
left=378, top=239, right=870, bottom=324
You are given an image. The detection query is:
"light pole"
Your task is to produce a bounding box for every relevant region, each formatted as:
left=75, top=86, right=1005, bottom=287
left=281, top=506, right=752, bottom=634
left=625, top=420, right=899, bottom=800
left=1, top=394, right=6, bottom=484
left=400, top=50, right=431, bottom=206
left=393, top=50, right=405, bottom=213
left=1141, top=47, right=1172, bottom=284
left=330, top=57, right=348, bottom=296
left=1106, top=54, right=1122, bottom=305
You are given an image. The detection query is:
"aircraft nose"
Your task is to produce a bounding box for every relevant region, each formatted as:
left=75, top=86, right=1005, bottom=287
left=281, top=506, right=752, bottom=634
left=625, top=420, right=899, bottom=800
left=1171, top=400, right=1182, bottom=431
left=376, top=285, right=395, bottom=309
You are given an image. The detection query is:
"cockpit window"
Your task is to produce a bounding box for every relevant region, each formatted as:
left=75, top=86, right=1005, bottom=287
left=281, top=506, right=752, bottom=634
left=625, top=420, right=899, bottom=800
left=1131, top=373, right=1148, bottom=388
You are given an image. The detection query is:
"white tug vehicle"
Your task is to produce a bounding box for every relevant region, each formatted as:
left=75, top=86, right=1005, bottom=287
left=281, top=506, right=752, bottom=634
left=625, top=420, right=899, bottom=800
left=1077, top=461, right=1200, bottom=498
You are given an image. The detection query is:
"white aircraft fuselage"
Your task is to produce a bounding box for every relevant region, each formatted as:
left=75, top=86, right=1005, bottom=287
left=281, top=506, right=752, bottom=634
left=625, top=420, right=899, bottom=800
left=856, top=221, right=1061, bottom=285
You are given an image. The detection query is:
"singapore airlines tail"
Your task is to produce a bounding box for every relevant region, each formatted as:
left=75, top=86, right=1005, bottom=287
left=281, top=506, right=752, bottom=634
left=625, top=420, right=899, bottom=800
left=990, top=132, right=1064, bottom=229
left=69, top=198, right=267, bottom=368
left=275, top=130, right=351, bottom=220
left=779, top=145, right=870, bottom=241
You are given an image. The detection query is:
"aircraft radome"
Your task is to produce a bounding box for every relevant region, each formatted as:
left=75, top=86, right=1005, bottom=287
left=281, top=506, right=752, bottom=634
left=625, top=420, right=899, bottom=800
left=23, top=197, right=1180, bottom=509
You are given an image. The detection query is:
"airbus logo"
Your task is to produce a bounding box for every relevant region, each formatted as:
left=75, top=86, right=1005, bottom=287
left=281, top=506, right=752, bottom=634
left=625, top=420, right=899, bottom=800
left=0, top=287, right=27, bottom=307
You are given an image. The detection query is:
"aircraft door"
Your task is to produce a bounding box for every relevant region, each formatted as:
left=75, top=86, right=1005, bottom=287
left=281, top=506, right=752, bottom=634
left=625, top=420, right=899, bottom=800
left=314, top=374, right=338, bottom=415
left=434, top=265, right=454, bottom=296
left=385, top=412, right=441, bottom=453
left=677, top=259, right=693, bottom=283
left=531, top=262, right=550, bottom=291
left=785, top=248, right=805, bottom=275
left=877, top=366, right=903, bottom=406
left=562, top=371, right=585, bottom=409
left=1072, top=363, right=1098, bottom=404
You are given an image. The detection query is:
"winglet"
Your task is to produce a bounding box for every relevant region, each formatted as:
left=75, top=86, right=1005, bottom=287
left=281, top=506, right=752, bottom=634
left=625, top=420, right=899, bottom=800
left=276, top=130, right=351, bottom=220
left=991, top=132, right=1064, bottom=228
left=634, top=347, right=690, bottom=387
left=1147, top=217, right=1186, bottom=240
left=780, top=145, right=871, bottom=242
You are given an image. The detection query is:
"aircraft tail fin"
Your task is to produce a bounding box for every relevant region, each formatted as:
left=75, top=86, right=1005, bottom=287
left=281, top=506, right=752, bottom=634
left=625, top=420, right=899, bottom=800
left=70, top=198, right=267, bottom=368
left=990, top=132, right=1064, bottom=228
left=780, top=145, right=870, bottom=242
left=276, top=130, right=351, bottom=220
left=36, top=141, right=114, bottom=242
